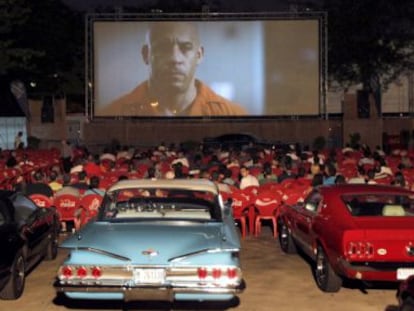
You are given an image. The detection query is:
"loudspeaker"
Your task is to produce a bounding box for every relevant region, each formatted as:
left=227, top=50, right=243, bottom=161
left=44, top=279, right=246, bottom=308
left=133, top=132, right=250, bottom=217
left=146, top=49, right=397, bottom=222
left=357, top=90, right=370, bottom=119
left=41, top=95, right=54, bottom=123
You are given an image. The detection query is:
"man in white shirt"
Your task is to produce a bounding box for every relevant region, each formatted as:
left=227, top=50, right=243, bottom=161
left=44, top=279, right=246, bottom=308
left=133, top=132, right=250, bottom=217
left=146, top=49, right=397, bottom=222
left=239, top=165, right=259, bottom=190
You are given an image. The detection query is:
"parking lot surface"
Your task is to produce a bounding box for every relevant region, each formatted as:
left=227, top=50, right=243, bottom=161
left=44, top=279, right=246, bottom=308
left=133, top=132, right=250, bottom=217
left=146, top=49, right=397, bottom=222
left=0, top=229, right=400, bottom=311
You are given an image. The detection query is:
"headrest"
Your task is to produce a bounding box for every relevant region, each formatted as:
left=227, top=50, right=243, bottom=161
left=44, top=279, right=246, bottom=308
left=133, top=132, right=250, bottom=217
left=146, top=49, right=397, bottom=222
left=382, top=204, right=405, bottom=216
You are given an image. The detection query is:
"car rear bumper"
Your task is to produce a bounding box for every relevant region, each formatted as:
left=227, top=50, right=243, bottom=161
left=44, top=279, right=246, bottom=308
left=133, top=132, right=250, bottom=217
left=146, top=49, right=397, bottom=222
left=54, top=280, right=246, bottom=302
left=338, top=258, right=412, bottom=281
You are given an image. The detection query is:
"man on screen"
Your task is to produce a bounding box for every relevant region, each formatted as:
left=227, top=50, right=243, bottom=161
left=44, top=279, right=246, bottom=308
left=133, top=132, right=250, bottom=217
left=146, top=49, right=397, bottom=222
left=99, top=22, right=247, bottom=117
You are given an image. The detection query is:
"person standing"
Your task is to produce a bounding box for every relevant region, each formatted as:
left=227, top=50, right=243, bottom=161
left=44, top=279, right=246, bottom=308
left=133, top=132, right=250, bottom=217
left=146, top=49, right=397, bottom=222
left=14, top=131, right=23, bottom=149
left=61, top=140, right=73, bottom=173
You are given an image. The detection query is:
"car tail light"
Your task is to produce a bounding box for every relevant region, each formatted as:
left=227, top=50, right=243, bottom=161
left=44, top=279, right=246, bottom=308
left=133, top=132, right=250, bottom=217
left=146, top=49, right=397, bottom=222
left=195, top=266, right=240, bottom=282
left=61, top=266, right=72, bottom=278
left=76, top=266, right=88, bottom=278
left=60, top=266, right=103, bottom=280
left=91, top=266, right=102, bottom=278
left=197, top=267, right=208, bottom=279
left=227, top=268, right=237, bottom=279
left=212, top=268, right=222, bottom=279
left=347, top=242, right=374, bottom=259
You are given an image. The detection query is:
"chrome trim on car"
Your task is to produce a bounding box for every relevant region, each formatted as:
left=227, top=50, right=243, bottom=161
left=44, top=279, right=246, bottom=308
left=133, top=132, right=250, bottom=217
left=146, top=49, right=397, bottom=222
left=169, top=248, right=240, bottom=262
left=57, top=265, right=243, bottom=287
left=54, top=282, right=245, bottom=302
left=62, top=247, right=131, bottom=261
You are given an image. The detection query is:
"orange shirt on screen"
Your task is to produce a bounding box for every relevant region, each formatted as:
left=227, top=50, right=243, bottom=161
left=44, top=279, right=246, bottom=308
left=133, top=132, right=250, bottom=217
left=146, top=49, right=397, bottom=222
left=98, top=80, right=247, bottom=117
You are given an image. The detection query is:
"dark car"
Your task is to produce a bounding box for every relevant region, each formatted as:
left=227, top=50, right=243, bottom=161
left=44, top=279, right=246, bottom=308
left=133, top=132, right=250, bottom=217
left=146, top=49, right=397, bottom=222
left=0, top=190, right=60, bottom=300
left=202, top=133, right=285, bottom=150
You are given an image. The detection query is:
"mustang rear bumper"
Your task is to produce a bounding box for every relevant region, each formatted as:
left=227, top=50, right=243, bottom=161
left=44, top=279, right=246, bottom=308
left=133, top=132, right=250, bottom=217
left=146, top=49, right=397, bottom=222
left=54, top=280, right=246, bottom=302
left=337, top=258, right=413, bottom=281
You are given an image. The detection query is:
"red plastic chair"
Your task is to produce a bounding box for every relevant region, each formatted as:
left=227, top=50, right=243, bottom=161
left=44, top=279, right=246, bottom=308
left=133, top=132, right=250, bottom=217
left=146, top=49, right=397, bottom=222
left=249, top=167, right=262, bottom=177
left=282, top=187, right=307, bottom=206
left=219, top=191, right=232, bottom=203
left=53, top=194, right=82, bottom=231
left=241, top=185, right=259, bottom=197
left=231, top=191, right=252, bottom=238
left=258, top=182, right=283, bottom=195
left=254, top=191, right=282, bottom=238
left=79, top=194, right=103, bottom=225
left=29, top=194, right=54, bottom=208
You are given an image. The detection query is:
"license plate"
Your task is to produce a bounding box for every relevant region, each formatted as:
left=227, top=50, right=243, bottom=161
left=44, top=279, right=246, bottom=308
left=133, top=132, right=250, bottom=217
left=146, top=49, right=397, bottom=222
left=397, top=268, right=414, bottom=280
left=134, top=269, right=165, bottom=284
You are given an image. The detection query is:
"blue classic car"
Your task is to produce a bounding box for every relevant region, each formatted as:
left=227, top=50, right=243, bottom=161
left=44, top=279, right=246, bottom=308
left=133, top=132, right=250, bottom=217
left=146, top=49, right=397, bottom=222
left=55, top=179, right=245, bottom=303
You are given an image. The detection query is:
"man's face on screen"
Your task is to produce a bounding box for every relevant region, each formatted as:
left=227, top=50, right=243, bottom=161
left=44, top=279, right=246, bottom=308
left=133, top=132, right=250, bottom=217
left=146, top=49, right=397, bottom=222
left=144, top=22, right=203, bottom=94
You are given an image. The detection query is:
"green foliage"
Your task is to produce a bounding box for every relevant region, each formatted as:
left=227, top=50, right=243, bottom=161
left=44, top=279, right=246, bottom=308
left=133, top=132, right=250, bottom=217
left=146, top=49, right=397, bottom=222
left=1, top=0, right=84, bottom=95
left=323, top=0, right=414, bottom=92
left=0, top=0, right=44, bottom=74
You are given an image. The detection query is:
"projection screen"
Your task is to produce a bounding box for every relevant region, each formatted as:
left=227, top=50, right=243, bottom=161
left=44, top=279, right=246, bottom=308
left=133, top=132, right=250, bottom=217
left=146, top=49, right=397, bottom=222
left=89, top=14, right=323, bottom=118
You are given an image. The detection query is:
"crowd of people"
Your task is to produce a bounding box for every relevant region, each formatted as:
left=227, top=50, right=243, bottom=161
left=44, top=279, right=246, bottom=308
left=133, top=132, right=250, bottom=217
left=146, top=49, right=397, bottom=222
left=2, top=137, right=414, bottom=234
left=2, top=138, right=414, bottom=205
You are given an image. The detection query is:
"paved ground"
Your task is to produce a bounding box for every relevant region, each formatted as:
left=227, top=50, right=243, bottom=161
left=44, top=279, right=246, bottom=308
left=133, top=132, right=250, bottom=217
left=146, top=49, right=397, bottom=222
left=0, top=228, right=402, bottom=311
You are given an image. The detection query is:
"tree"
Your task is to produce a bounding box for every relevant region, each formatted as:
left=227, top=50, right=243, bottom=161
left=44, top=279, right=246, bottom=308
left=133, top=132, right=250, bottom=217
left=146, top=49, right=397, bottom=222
left=0, top=0, right=84, bottom=96
left=323, top=0, right=414, bottom=109
left=0, top=0, right=44, bottom=74
left=16, top=0, right=84, bottom=95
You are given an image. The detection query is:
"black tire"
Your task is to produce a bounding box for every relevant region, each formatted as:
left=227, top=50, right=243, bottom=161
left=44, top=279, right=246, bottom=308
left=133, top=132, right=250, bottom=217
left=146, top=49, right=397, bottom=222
left=0, top=250, right=26, bottom=300
left=45, top=226, right=59, bottom=260
left=401, top=296, right=414, bottom=311
left=314, top=246, right=342, bottom=292
left=278, top=220, right=297, bottom=254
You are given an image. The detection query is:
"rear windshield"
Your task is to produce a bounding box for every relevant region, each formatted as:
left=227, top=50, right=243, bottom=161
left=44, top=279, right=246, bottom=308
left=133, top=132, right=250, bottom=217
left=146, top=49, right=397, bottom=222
left=342, top=194, right=414, bottom=217
left=100, top=188, right=220, bottom=222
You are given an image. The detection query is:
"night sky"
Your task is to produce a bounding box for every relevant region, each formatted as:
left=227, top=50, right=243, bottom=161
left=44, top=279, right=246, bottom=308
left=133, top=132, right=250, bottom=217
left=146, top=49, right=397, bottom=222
left=63, top=0, right=292, bottom=11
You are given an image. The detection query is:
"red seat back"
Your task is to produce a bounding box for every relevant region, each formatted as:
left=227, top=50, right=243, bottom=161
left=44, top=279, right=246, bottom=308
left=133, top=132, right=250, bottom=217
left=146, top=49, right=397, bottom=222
left=29, top=194, right=53, bottom=208
left=54, top=194, right=80, bottom=221
left=254, top=191, right=281, bottom=217
left=80, top=194, right=103, bottom=220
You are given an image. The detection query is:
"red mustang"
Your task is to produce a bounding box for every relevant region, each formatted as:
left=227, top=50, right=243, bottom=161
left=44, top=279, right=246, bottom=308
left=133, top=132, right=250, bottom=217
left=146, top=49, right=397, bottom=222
left=277, top=184, right=414, bottom=292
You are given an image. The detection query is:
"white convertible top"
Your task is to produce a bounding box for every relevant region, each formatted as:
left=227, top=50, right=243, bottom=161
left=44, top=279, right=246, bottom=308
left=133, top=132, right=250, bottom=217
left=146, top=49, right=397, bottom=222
left=107, top=178, right=219, bottom=195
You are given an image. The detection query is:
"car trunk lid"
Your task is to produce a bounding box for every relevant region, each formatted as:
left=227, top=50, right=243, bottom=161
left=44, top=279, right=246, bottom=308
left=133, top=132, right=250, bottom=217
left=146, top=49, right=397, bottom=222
left=61, top=222, right=229, bottom=264
left=345, top=217, right=414, bottom=261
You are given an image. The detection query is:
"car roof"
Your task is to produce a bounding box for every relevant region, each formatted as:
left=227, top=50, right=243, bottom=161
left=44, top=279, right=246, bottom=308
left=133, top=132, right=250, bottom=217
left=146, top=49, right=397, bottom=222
left=320, top=184, right=413, bottom=196
left=107, top=178, right=219, bottom=195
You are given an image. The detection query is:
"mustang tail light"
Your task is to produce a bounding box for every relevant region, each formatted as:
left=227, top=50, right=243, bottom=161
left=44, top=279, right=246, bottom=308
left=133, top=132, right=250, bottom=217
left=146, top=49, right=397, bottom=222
left=346, top=242, right=374, bottom=259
